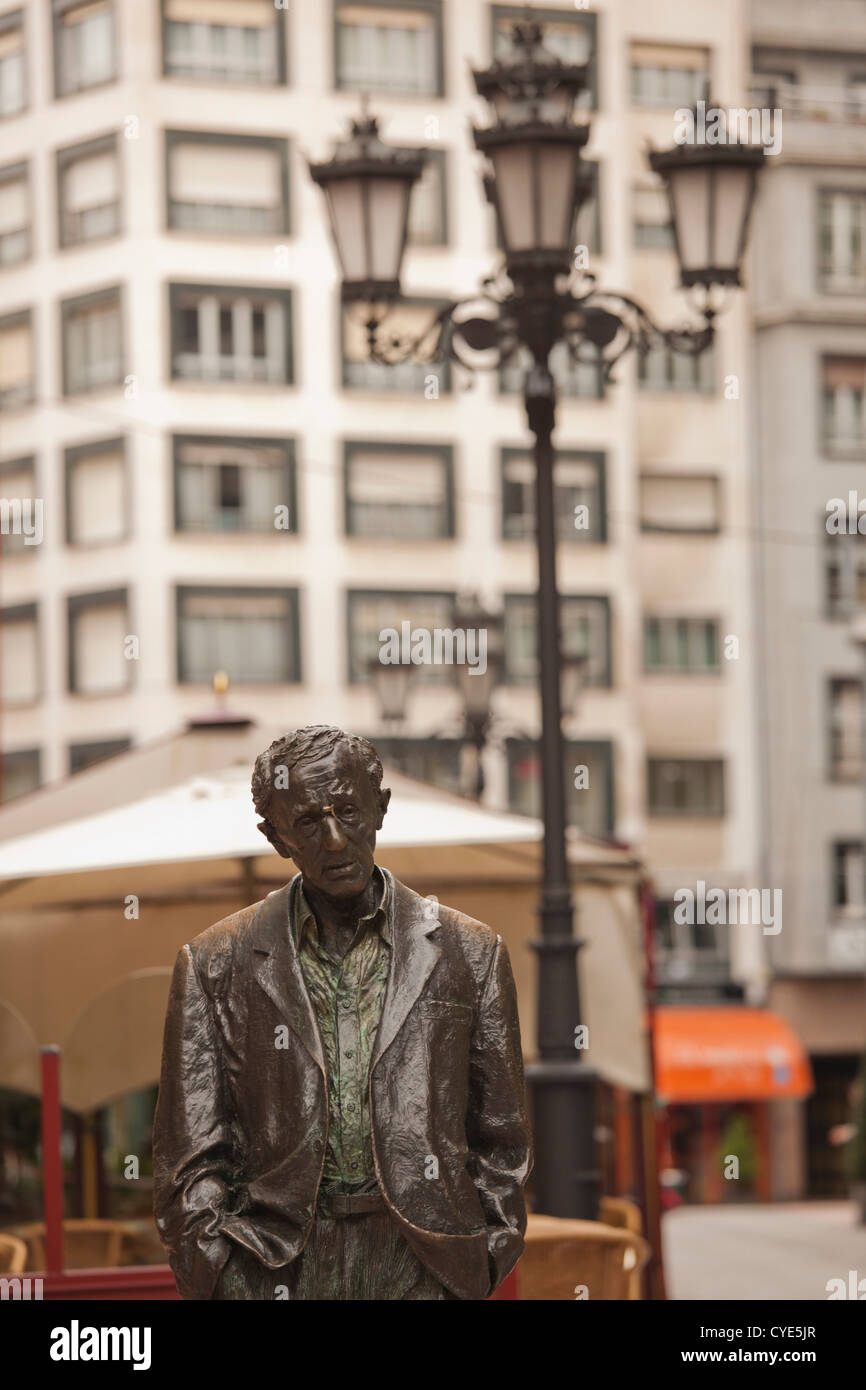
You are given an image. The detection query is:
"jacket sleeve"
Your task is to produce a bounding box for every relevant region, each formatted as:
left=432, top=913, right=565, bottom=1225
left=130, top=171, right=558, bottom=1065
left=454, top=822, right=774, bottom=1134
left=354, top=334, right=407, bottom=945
left=465, top=934, right=533, bottom=1295
left=152, top=943, right=237, bottom=1301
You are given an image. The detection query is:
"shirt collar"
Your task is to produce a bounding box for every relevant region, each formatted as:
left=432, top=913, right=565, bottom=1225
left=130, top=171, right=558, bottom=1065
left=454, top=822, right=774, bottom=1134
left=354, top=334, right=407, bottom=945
left=294, top=866, right=392, bottom=950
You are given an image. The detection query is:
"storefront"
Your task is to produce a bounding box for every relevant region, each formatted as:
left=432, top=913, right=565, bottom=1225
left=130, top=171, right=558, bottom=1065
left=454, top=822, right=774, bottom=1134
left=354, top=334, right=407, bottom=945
left=653, top=1006, right=813, bottom=1204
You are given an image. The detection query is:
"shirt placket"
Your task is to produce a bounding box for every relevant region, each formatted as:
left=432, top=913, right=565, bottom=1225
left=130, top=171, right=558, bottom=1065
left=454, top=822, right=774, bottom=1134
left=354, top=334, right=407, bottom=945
left=335, top=952, right=365, bottom=1182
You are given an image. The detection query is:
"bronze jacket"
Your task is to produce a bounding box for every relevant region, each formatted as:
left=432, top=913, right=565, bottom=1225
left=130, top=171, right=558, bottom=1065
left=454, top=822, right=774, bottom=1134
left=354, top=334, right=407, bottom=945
left=152, top=873, right=532, bottom=1300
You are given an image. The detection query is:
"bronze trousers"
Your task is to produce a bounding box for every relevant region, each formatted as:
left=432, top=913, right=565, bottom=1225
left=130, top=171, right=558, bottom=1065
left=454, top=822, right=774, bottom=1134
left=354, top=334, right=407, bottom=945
left=213, top=1192, right=458, bottom=1301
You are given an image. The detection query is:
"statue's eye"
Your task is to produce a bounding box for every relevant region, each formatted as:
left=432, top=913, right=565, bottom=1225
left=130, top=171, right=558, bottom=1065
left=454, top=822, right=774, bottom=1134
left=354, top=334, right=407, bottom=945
left=298, top=814, right=317, bottom=832
left=339, top=804, right=358, bottom=821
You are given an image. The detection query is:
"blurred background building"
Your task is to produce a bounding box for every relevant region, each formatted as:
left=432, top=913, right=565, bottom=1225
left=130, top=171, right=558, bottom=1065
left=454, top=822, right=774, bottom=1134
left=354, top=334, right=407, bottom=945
left=0, top=0, right=862, bottom=1219
left=749, top=0, right=866, bottom=1201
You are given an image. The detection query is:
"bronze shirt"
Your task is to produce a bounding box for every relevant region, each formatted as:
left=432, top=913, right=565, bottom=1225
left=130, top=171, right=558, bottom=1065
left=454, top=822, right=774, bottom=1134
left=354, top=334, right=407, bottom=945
left=292, top=867, right=392, bottom=1188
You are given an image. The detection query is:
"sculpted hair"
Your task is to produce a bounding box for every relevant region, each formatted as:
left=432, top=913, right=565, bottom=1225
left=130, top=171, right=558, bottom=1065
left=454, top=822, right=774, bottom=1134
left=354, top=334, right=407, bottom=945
left=251, top=725, right=386, bottom=842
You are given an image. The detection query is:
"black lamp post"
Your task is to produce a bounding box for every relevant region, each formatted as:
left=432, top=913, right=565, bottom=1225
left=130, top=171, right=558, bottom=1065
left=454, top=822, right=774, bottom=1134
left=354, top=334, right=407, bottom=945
left=308, top=19, right=764, bottom=1219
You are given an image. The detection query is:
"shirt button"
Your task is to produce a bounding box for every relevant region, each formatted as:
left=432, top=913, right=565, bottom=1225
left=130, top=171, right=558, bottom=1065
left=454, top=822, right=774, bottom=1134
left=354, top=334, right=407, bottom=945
left=346, top=1102, right=356, bottom=1113
left=344, top=1049, right=354, bottom=1059
left=350, top=1161, right=358, bottom=1171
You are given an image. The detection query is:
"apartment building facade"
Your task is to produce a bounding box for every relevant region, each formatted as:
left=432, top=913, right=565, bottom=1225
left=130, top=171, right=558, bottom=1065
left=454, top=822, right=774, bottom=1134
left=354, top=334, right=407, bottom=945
left=0, top=0, right=767, bottom=1156
left=749, top=0, right=866, bottom=1199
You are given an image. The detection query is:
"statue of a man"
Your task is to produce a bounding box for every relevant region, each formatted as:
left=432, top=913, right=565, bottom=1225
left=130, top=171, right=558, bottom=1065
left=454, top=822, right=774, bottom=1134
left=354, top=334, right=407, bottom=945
left=153, top=725, right=532, bottom=1300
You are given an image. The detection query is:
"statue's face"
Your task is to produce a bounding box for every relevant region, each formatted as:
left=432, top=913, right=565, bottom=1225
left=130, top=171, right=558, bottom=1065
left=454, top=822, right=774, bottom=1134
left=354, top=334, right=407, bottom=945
left=267, top=747, right=388, bottom=899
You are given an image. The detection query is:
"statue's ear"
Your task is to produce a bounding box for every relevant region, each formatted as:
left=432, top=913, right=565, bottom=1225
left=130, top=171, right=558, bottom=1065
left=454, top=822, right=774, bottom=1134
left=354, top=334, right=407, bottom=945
left=257, top=819, right=294, bottom=860
left=376, top=786, right=391, bottom=830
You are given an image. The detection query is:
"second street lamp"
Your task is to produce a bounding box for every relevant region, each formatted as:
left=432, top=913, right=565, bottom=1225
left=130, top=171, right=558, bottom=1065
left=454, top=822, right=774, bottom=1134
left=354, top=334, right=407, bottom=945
left=308, top=18, right=765, bottom=1219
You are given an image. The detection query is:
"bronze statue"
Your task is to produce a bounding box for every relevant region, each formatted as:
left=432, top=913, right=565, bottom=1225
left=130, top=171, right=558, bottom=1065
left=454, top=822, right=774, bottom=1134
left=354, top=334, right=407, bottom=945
left=153, top=725, right=532, bottom=1299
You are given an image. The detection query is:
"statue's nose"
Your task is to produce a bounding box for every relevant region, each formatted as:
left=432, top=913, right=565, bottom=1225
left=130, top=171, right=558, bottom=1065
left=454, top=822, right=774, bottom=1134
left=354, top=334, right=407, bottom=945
left=321, top=808, right=346, bottom=848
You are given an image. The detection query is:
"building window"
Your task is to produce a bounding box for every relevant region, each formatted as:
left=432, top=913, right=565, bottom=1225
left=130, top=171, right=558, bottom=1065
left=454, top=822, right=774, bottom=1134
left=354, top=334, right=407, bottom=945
left=647, top=757, right=725, bottom=817
left=492, top=5, right=597, bottom=110
left=0, top=453, right=36, bottom=555
left=633, top=183, right=673, bottom=249
left=833, top=842, right=865, bottom=915
left=65, top=437, right=127, bottom=546
left=654, top=897, right=730, bottom=986
left=823, top=356, right=866, bottom=453
left=344, top=441, right=453, bottom=539
left=1, top=602, right=39, bottom=705
left=1, top=747, right=40, bottom=801
left=57, top=134, right=120, bottom=247
left=69, top=737, right=130, bottom=773
left=500, top=339, right=604, bottom=398
left=61, top=288, right=123, bottom=395
left=341, top=297, right=449, bottom=392
left=819, top=191, right=866, bottom=293
left=501, top=448, right=606, bottom=543
left=826, top=530, right=866, bottom=618
left=347, top=588, right=455, bottom=684
left=630, top=41, right=709, bottom=108
left=504, top=593, right=611, bottom=688
left=0, top=10, right=26, bottom=117
left=170, top=283, right=292, bottom=385
left=166, top=131, right=289, bottom=236
left=67, top=588, right=130, bottom=694
left=640, top=474, right=720, bottom=534
left=638, top=342, right=714, bottom=393
left=174, top=434, right=296, bottom=533
left=335, top=1, right=443, bottom=97
left=829, top=678, right=863, bottom=781
left=177, top=586, right=300, bottom=684
left=507, top=739, right=614, bottom=838
left=162, top=0, right=285, bottom=84
left=0, top=161, right=29, bottom=264
left=403, top=147, right=446, bottom=246
left=0, top=309, right=33, bottom=409
left=643, top=617, right=720, bottom=673
left=371, top=736, right=462, bottom=793
left=53, top=0, right=116, bottom=96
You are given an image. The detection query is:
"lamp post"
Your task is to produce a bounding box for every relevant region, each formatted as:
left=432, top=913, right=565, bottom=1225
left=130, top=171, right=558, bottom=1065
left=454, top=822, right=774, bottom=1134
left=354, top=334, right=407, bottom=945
left=308, top=19, right=764, bottom=1218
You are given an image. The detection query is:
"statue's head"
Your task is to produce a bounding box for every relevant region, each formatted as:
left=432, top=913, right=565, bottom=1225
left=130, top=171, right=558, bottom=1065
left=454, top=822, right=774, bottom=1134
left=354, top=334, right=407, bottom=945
left=251, top=725, right=390, bottom=899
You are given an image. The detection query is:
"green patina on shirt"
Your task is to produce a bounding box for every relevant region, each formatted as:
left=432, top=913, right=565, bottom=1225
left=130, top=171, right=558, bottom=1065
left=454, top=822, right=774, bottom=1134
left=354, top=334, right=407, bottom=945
left=292, top=868, right=392, bottom=1187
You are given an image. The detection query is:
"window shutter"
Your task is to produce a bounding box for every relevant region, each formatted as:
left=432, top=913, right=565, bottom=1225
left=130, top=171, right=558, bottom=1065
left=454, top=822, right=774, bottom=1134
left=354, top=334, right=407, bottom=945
left=641, top=475, right=717, bottom=529
left=70, top=450, right=125, bottom=543
left=0, top=175, right=27, bottom=232
left=0, top=320, right=32, bottom=390
left=165, top=0, right=274, bottom=25
left=64, top=149, right=117, bottom=211
left=350, top=452, right=445, bottom=504
left=1, top=618, right=38, bottom=703
left=171, top=142, right=279, bottom=205
left=75, top=601, right=127, bottom=693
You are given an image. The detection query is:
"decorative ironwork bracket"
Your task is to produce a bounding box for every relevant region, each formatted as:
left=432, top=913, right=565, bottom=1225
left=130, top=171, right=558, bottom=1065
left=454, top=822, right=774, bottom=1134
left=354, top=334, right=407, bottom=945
left=345, top=265, right=717, bottom=388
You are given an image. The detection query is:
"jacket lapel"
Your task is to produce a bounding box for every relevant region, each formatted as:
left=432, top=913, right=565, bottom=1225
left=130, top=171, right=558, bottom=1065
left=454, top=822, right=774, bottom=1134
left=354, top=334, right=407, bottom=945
left=251, top=877, right=325, bottom=1075
left=372, top=876, right=441, bottom=1069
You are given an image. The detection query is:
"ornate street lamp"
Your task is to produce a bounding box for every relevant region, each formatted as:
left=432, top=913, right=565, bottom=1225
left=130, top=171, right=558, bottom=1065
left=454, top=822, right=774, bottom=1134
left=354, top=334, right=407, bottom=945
left=368, top=593, right=506, bottom=801
left=649, top=138, right=764, bottom=291
left=309, top=108, right=425, bottom=304
left=367, top=655, right=413, bottom=729
left=308, top=18, right=765, bottom=1220
left=472, top=24, right=591, bottom=282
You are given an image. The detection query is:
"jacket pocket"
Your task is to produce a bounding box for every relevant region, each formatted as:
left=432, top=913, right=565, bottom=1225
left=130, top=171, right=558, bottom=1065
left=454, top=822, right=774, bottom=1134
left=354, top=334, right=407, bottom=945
left=421, top=999, right=473, bottom=1019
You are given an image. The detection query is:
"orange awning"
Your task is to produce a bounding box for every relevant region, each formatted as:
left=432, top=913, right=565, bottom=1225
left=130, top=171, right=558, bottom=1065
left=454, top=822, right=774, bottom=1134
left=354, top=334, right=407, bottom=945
left=653, top=1007, right=813, bottom=1103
